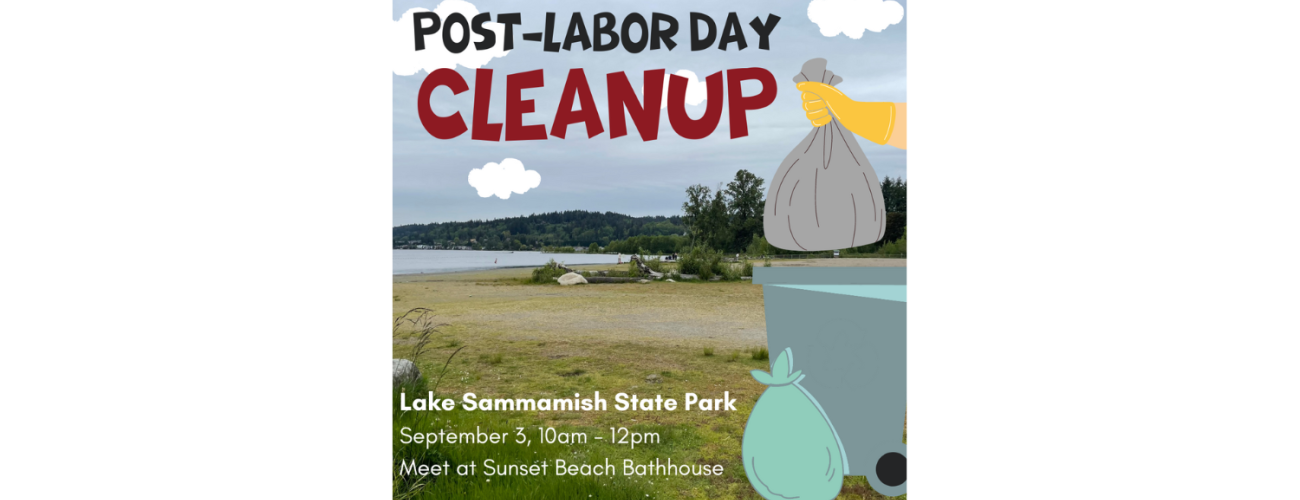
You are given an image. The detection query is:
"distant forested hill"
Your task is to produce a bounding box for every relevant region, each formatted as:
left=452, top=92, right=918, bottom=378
left=393, top=210, right=684, bottom=250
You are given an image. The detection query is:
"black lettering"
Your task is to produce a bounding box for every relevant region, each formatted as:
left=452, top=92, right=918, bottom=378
left=690, top=13, right=716, bottom=51
left=651, top=13, right=678, bottom=50
left=443, top=13, right=470, bottom=54
left=718, top=12, right=746, bottom=51
left=749, top=14, right=780, bottom=50
left=413, top=12, right=440, bottom=51
left=622, top=13, right=648, bottom=53
left=593, top=12, right=619, bottom=52
left=496, top=13, right=522, bottom=50
left=471, top=12, right=495, bottom=50
left=542, top=12, right=560, bottom=52
left=562, top=12, right=591, bottom=51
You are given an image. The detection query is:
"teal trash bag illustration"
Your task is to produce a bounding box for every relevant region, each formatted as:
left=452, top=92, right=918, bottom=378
left=742, top=347, right=848, bottom=500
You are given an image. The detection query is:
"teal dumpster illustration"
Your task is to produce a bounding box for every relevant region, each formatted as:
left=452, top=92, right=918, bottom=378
left=744, top=267, right=907, bottom=498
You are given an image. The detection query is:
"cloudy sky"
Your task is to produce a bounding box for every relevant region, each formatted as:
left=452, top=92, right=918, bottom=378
left=393, top=0, right=906, bottom=225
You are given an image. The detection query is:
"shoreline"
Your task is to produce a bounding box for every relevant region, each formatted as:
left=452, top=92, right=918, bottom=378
left=393, top=249, right=646, bottom=277
left=393, top=257, right=906, bottom=282
left=394, top=264, right=541, bottom=276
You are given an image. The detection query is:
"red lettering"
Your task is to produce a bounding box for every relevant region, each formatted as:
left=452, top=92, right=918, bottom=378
left=505, top=69, right=547, bottom=141
left=667, top=71, right=724, bottom=140
left=417, top=68, right=469, bottom=140
left=726, top=68, right=777, bottom=139
left=416, top=67, right=776, bottom=141
left=551, top=69, right=605, bottom=139
left=471, top=69, right=502, bottom=141
left=607, top=70, right=664, bottom=141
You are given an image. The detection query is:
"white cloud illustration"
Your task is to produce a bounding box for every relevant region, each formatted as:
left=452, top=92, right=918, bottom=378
left=641, top=70, right=708, bottom=109
left=468, top=159, right=540, bottom=199
left=393, top=1, right=509, bottom=76
left=807, top=0, right=905, bottom=38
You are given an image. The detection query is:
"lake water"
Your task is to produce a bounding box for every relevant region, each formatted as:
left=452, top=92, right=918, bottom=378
left=393, top=249, right=633, bottom=275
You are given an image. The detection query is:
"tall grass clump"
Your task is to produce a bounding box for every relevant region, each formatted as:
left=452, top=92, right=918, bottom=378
left=702, top=346, right=715, bottom=357
left=393, top=307, right=445, bottom=366
left=697, top=262, right=715, bottom=281
left=751, top=346, right=769, bottom=361
left=393, top=347, right=649, bottom=499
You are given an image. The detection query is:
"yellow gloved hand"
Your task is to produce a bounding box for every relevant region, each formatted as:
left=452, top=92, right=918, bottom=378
left=797, top=81, right=897, bottom=146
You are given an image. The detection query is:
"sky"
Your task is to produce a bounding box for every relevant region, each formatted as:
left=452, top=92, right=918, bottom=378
left=393, top=0, right=906, bottom=226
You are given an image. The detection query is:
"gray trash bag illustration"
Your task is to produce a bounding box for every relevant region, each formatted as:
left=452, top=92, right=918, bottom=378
left=743, top=347, right=848, bottom=500
left=764, top=58, right=887, bottom=252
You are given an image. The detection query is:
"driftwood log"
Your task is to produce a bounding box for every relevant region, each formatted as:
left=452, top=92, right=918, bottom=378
left=585, top=276, right=647, bottom=284
left=628, top=255, right=664, bottom=279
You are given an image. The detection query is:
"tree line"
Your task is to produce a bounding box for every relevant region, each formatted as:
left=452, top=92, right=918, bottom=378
left=393, top=210, right=684, bottom=251
left=611, top=170, right=906, bottom=255
left=393, top=175, right=905, bottom=255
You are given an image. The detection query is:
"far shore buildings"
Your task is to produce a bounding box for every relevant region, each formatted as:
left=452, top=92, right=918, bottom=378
left=394, top=240, right=465, bottom=250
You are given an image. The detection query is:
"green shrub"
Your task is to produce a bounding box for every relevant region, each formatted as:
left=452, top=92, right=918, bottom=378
left=763, top=257, right=772, bottom=268
left=705, top=250, right=723, bottom=277
left=720, top=263, right=742, bottom=281
left=745, top=235, right=775, bottom=257
left=840, top=227, right=906, bottom=258
left=678, top=247, right=706, bottom=275
left=531, top=259, right=568, bottom=283
left=751, top=347, right=769, bottom=361
left=741, top=259, right=754, bottom=277
left=679, top=246, right=729, bottom=279
left=892, top=227, right=907, bottom=254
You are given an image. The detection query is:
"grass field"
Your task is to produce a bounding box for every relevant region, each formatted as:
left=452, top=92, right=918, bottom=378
left=392, top=259, right=906, bottom=499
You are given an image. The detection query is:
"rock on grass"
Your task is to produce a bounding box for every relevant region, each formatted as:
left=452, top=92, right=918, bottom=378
left=558, top=272, right=588, bottom=285
left=393, top=359, right=420, bottom=386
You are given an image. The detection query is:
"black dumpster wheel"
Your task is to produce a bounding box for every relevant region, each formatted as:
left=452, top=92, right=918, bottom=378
left=876, top=452, right=906, bottom=487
